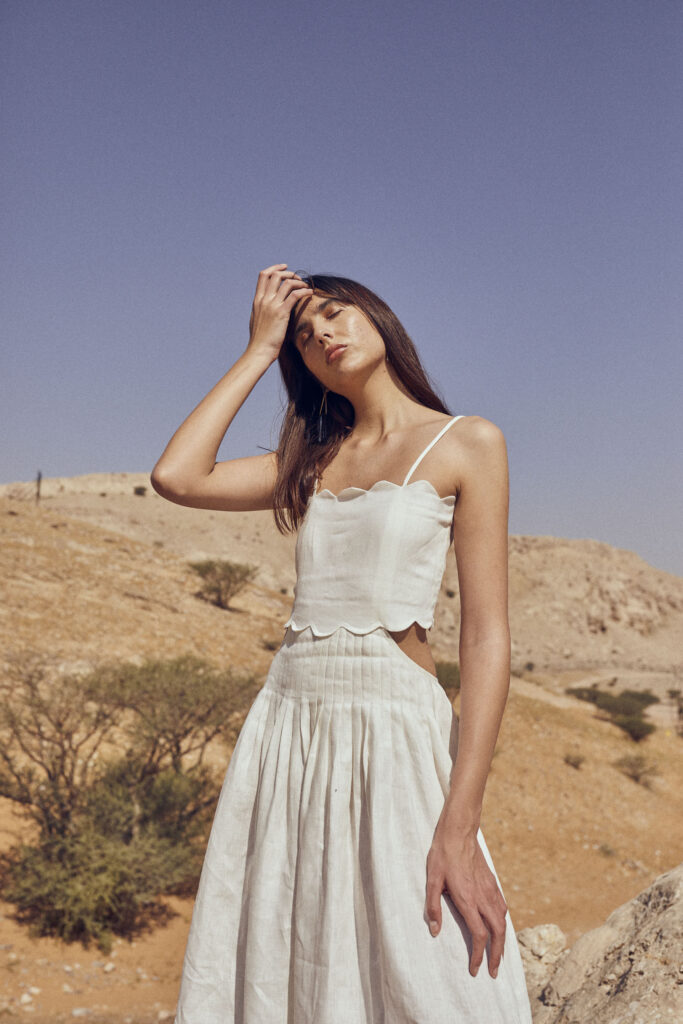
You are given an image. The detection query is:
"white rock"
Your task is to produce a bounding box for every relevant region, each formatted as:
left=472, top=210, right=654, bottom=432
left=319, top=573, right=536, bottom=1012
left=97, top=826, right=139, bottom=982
left=518, top=923, right=567, bottom=961
left=535, top=864, right=683, bottom=1024
left=103, top=961, right=115, bottom=973
left=19, top=994, right=33, bottom=1005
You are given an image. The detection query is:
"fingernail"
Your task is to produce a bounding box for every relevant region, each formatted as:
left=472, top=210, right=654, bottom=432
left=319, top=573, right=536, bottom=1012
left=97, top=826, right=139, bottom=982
left=429, top=920, right=438, bottom=936
left=492, top=968, right=498, bottom=979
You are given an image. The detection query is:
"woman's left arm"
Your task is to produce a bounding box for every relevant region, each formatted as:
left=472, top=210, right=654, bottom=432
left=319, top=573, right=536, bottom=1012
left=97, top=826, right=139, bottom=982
left=424, top=416, right=511, bottom=980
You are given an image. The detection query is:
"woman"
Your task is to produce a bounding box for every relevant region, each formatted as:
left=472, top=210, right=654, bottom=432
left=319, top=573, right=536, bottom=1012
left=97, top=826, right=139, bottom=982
left=151, top=264, right=533, bottom=1023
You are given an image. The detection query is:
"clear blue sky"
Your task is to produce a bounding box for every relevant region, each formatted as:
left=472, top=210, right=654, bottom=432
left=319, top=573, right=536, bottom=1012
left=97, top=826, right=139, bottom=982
left=2, top=1, right=681, bottom=575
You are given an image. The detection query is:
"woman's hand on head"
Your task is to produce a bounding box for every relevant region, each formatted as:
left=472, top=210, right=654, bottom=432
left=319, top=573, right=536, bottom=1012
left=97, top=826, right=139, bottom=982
left=245, top=264, right=313, bottom=363
left=424, top=827, right=508, bottom=979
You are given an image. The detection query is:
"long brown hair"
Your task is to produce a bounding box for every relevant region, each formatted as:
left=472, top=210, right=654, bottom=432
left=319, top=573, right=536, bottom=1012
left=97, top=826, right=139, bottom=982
left=272, top=274, right=452, bottom=534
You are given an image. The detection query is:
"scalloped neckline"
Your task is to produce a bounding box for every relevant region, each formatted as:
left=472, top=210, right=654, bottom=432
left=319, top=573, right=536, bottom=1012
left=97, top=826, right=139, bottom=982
left=313, top=478, right=456, bottom=503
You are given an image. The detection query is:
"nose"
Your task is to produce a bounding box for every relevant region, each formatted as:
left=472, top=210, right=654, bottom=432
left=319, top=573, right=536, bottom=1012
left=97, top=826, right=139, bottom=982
left=314, top=323, right=333, bottom=345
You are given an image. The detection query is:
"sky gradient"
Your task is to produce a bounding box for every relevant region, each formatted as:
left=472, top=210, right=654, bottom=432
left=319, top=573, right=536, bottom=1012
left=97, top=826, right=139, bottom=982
left=2, top=0, right=682, bottom=575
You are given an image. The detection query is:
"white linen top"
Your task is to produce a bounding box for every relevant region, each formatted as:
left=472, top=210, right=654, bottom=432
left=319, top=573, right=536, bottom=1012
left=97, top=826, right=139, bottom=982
left=283, top=415, right=465, bottom=636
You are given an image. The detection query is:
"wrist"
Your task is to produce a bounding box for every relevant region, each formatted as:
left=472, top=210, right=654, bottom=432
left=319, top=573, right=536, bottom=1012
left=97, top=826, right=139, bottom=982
left=439, top=793, right=482, bottom=836
left=238, top=345, right=276, bottom=374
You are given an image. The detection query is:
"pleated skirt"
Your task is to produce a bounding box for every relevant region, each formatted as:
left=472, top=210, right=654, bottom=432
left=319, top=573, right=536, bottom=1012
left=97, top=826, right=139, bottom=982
left=174, top=625, right=533, bottom=1024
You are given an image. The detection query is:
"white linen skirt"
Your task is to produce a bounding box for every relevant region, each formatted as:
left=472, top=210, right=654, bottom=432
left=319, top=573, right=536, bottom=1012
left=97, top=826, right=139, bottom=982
left=174, top=625, right=533, bottom=1023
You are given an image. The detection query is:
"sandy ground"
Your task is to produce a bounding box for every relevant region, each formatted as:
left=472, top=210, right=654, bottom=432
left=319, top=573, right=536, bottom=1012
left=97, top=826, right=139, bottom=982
left=1, top=474, right=682, bottom=1021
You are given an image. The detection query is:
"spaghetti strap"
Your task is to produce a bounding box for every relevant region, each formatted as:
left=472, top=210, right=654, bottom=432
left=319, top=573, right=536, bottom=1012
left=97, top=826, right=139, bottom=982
left=402, top=415, right=466, bottom=486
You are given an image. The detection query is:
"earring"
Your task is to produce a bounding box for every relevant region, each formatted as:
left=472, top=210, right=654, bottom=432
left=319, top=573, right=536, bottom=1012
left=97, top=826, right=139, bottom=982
left=317, top=388, right=328, bottom=443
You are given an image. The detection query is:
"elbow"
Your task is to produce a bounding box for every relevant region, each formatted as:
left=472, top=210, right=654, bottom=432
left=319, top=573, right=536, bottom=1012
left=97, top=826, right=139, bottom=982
left=150, top=466, right=185, bottom=500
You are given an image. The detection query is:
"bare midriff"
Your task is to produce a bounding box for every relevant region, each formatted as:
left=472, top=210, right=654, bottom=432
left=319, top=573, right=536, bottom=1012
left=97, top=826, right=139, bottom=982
left=387, top=622, right=438, bottom=678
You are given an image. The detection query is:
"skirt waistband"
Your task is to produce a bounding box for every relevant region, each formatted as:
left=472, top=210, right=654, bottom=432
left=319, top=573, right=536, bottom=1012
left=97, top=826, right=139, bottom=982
left=263, top=624, right=452, bottom=717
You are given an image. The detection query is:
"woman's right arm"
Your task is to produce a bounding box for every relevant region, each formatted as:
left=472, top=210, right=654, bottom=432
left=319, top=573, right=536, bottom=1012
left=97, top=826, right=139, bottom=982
left=150, top=264, right=312, bottom=512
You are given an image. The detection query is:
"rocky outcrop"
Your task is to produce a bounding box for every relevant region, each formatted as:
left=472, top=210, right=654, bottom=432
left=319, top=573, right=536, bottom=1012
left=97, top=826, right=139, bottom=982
left=524, top=864, right=683, bottom=1023
left=517, top=923, right=568, bottom=1001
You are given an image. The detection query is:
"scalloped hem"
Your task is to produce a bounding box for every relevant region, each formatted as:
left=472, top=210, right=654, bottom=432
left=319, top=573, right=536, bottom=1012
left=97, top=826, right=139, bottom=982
left=312, top=477, right=456, bottom=504
left=282, top=618, right=435, bottom=636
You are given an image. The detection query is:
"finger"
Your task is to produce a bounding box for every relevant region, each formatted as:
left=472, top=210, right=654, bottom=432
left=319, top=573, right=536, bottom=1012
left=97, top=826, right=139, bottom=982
left=482, top=905, right=507, bottom=978
left=254, top=264, right=288, bottom=301
left=459, top=907, right=489, bottom=977
left=424, top=873, right=444, bottom=936
left=279, top=279, right=313, bottom=304
left=264, top=269, right=301, bottom=299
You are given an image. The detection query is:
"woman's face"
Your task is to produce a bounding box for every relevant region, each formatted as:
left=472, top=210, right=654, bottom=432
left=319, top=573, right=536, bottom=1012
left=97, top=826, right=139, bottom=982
left=291, top=293, right=386, bottom=389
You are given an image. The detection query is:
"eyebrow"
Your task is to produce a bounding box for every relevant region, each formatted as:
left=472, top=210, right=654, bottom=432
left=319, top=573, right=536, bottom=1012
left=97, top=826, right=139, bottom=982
left=294, top=297, right=343, bottom=336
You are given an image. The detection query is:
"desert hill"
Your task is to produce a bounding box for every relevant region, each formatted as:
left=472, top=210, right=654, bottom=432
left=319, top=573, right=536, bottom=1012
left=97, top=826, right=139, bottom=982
left=0, top=473, right=682, bottom=1022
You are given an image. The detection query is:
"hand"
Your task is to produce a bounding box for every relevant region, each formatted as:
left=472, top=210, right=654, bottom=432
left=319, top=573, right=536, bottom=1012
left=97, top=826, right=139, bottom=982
left=245, top=263, right=313, bottom=363
left=424, top=826, right=508, bottom=979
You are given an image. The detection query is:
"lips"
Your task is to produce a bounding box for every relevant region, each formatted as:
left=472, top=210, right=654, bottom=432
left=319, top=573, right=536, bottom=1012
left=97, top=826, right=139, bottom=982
left=326, top=344, right=347, bottom=364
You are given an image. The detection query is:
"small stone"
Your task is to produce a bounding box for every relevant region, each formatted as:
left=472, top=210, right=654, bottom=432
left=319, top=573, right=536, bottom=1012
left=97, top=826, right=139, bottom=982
left=103, top=962, right=115, bottom=973
left=63, top=983, right=74, bottom=993
left=19, top=994, right=33, bottom=1005
left=158, top=1012, right=173, bottom=1022
left=28, top=988, right=40, bottom=996
left=72, top=1010, right=90, bottom=1018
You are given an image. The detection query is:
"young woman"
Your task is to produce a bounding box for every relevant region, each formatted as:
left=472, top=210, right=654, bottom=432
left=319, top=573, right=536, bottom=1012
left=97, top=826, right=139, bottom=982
left=151, top=264, right=533, bottom=1023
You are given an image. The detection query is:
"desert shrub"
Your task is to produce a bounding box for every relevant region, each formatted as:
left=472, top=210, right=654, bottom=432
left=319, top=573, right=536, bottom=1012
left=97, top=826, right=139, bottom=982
left=613, top=753, right=659, bottom=787
left=133, top=486, right=147, bottom=496
left=563, top=752, right=585, bottom=770
left=1, top=822, right=187, bottom=954
left=190, top=559, right=258, bottom=610
left=598, top=842, right=616, bottom=857
left=0, top=651, right=260, bottom=949
left=566, top=685, right=658, bottom=742
left=524, top=662, right=535, bottom=673
left=435, top=661, right=460, bottom=701
left=612, top=715, right=656, bottom=742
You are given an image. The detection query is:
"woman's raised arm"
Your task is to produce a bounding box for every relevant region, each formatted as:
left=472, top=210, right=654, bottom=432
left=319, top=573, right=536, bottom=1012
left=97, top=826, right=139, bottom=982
left=150, top=264, right=312, bottom=511
left=423, top=416, right=511, bottom=979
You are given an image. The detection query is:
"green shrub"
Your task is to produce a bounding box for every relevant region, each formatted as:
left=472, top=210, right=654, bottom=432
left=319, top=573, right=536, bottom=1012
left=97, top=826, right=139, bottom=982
left=613, top=753, right=659, bottom=787
left=0, top=823, right=187, bottom=954
left=190, top=559, right=258, bottom=610
left=435, top=661, right=460, bottom=701
left=0, top=651, right=260, bottom=950
left=612, top=715, right=656, bottom=742
left=566, top=685, right=658, bottom=742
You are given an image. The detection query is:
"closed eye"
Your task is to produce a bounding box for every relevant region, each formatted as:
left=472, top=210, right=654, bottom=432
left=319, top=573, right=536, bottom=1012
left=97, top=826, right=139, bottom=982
left=298, top=307, right=343, bottom=347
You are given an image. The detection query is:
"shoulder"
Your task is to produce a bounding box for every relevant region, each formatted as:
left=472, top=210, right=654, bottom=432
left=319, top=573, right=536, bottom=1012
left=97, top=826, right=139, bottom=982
left=455, top=415, right=507, bottom=455
left=456, top=414, right=508, bottom=494
left=450, top=416, right=508, bottom=499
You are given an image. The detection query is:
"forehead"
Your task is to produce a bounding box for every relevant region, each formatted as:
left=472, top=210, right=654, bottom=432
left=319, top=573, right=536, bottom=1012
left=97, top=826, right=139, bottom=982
left=292, top=294, right=345, bottom=333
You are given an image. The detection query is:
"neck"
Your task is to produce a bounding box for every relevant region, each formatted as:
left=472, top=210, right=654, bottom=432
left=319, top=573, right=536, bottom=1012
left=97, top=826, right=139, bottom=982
left=339, top=360, right=427, bottom=440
